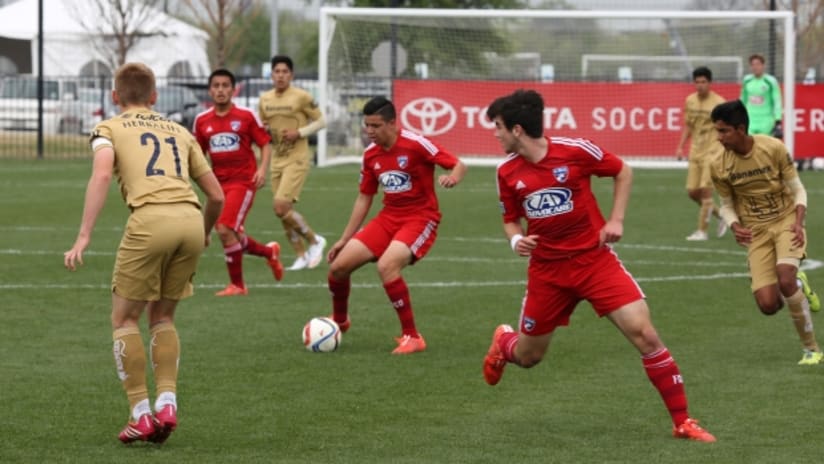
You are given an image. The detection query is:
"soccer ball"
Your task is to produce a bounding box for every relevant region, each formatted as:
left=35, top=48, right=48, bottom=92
left=302, top=317, right=341, bottom=352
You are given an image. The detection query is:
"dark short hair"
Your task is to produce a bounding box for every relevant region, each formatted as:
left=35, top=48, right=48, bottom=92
left=692, top=66, right=712, bottom=81
left=749, top=53, right=765, bottom=64
left=208, top=68, right=235, bottom=87
left=271, top=55, right=293, bottom=72
left=711, top=100, right=749, bottom=131
left=485, top=89, right=544, bottom=138
left=363, top=96, right=395, bottom=121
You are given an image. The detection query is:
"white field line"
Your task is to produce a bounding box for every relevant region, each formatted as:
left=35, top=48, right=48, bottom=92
left=2, top=239, right=820, bottom=290
left=0, top=248, right=745, bottom=267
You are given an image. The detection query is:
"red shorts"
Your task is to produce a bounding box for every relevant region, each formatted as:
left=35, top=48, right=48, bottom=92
left=218, top=183, right=256, bottom=231
left=353, top=211, right=439, bottom=262
left=519, top=246, right=645, bottom=335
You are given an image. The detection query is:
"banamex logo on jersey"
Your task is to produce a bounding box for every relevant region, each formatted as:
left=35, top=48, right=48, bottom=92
left=523, top=188, right=573, bottom=218
left=379, top=170, right=412, bottom=193
left=210, top=132, right=241, bottom=153
left=400, top=97, right=457, bottom=136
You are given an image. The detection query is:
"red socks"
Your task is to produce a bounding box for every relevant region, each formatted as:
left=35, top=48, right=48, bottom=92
left=224, top=234, right=275, bottom=289
left=223, top=243, right=244, bottom=288
left=242, top=235, right=271, bottom=258
left=498, top=332, right=520, bottom=363
left=383, top=277, right=418, bottom=337
left=328, top=274, right=351, bottom=324
left=327, top=275, right=420, bottom=337
left=642, top=348, right=689, bottom=426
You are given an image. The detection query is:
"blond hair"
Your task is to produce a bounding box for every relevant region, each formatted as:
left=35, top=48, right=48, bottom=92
left=114, top=62, right=156, bottom=106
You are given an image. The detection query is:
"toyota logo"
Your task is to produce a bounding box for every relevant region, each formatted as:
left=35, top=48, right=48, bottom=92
left=400, top=97, right=457, bottom=136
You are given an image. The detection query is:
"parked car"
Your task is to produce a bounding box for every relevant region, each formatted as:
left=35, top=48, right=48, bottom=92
left=0, top=76, right=85, bottom=134
left=57, top=87, right=107, bottom=134
left=154, top=85, right=203, bottom=130
left=83, top=85, right=204, bottom=131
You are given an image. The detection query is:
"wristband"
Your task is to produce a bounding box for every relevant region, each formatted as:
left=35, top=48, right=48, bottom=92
left=510, top=234, right=523, bottom=251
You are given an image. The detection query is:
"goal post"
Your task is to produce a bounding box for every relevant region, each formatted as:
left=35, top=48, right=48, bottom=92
left=318, top=8, right=796, bottom=167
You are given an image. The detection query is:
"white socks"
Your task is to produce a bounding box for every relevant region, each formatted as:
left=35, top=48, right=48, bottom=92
left=132, top=399, right=151, bottom=421
left=155, top=391, right=177, bottom=412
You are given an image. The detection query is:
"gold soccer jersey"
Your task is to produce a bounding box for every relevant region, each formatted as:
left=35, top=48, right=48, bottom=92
left=684, top=91, right=726, bottom=159
left=90, top=108, right=212, bottom=209
left=710, top=135, right=798, bottom=228
left=257, top=86, right=323, bottom=158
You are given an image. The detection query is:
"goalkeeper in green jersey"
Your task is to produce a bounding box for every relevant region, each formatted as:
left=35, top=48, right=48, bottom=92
left=740, top=54, right=783, bottom=138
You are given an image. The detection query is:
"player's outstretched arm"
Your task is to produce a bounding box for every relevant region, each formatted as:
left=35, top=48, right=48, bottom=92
left=64, top=148, right=115, bottom=271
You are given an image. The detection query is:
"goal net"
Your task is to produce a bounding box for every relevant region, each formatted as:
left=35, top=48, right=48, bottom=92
left=318, top=8, right=796, bottom=167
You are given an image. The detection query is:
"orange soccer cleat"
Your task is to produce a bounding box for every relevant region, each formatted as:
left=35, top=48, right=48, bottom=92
left=672, top=418, right=716, bottom=443
left=266, top=242, right=284, bottom=281
left=483, top=324, right=514, bottom=386
left=391, top=334, right=427, bottom=355
left=215, top=284, right=248, bottom=297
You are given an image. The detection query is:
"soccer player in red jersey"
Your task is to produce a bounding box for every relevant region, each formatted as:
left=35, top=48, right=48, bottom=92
left=193, top=69, right=284, bottom=296
left=326, top=96, right=467, bottom=354
left=482, top=89, right=715, bottom=442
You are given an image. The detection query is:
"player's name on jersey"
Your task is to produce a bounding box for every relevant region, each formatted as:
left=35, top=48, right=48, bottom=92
left=119, top=113, right=186, bottom=133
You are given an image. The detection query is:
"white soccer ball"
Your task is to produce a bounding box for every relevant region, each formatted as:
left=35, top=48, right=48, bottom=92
left=811, top=157, right=824, bottom=171
left=302, top=317, right=341, bottom=352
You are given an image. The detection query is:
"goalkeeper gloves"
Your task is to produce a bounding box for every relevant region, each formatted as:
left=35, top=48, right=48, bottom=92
left=771, top=121, right=783, bottom=139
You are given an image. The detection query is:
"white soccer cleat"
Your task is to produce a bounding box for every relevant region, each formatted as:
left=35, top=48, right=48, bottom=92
left=686, top=230, right=708, bottom=241
left=307, top=235, right=327, bottom=269
left=288, top=255, right=309, bottom=271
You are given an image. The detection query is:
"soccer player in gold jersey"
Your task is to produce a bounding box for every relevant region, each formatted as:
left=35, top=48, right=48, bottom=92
left=710, top=100, right=822, bottom=365
left=258, top=55, right=327, bottom=271
left=675, top=66, right=727, bottom=241
left=63, top=63, right=224, bottom=443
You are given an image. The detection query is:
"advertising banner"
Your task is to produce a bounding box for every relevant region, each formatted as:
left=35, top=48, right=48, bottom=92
left=393, top=81, right=823, bottom=159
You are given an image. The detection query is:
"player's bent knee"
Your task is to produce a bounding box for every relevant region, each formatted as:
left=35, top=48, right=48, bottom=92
left=758, top=302, right=783, bottom=315
left=515, top=346, right=546, bottom=368
left=329, top=262, right=352, bottom=281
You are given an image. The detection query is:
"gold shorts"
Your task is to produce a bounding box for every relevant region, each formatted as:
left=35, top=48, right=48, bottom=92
left=747, top=213, right=806, bottom=291
left=270, top=151, right=311, bottom=203
left=685, top=155, right=713, bottom=190
left=112, top=203, right=205, bottom=301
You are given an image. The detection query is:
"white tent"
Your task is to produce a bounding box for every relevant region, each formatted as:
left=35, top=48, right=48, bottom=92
left=0, top=0, right=210, bottom=77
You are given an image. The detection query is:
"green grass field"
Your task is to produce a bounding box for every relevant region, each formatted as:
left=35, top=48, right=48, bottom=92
left=1, top=159, right=823, bottom=463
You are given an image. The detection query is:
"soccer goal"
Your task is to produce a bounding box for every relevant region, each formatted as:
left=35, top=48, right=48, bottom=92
left=317, top=8, right=795, bottom=167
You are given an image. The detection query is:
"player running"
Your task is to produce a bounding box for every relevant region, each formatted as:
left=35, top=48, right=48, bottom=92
left=482, top=89, right=716, bottom=442
left=675, top=66, right=728, bottom=241
left=193, top=69, right=284, bottom=296
left=710, top=99, right=822, bottom=365
left=258, top=55, right=327, bottom=271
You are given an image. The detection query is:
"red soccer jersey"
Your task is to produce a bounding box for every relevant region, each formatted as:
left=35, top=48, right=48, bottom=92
left=360, top=129, right=459, bottom=219
left=192, top=104, right=271, bottom=185
left=496, top=136, right=624, bottom=261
